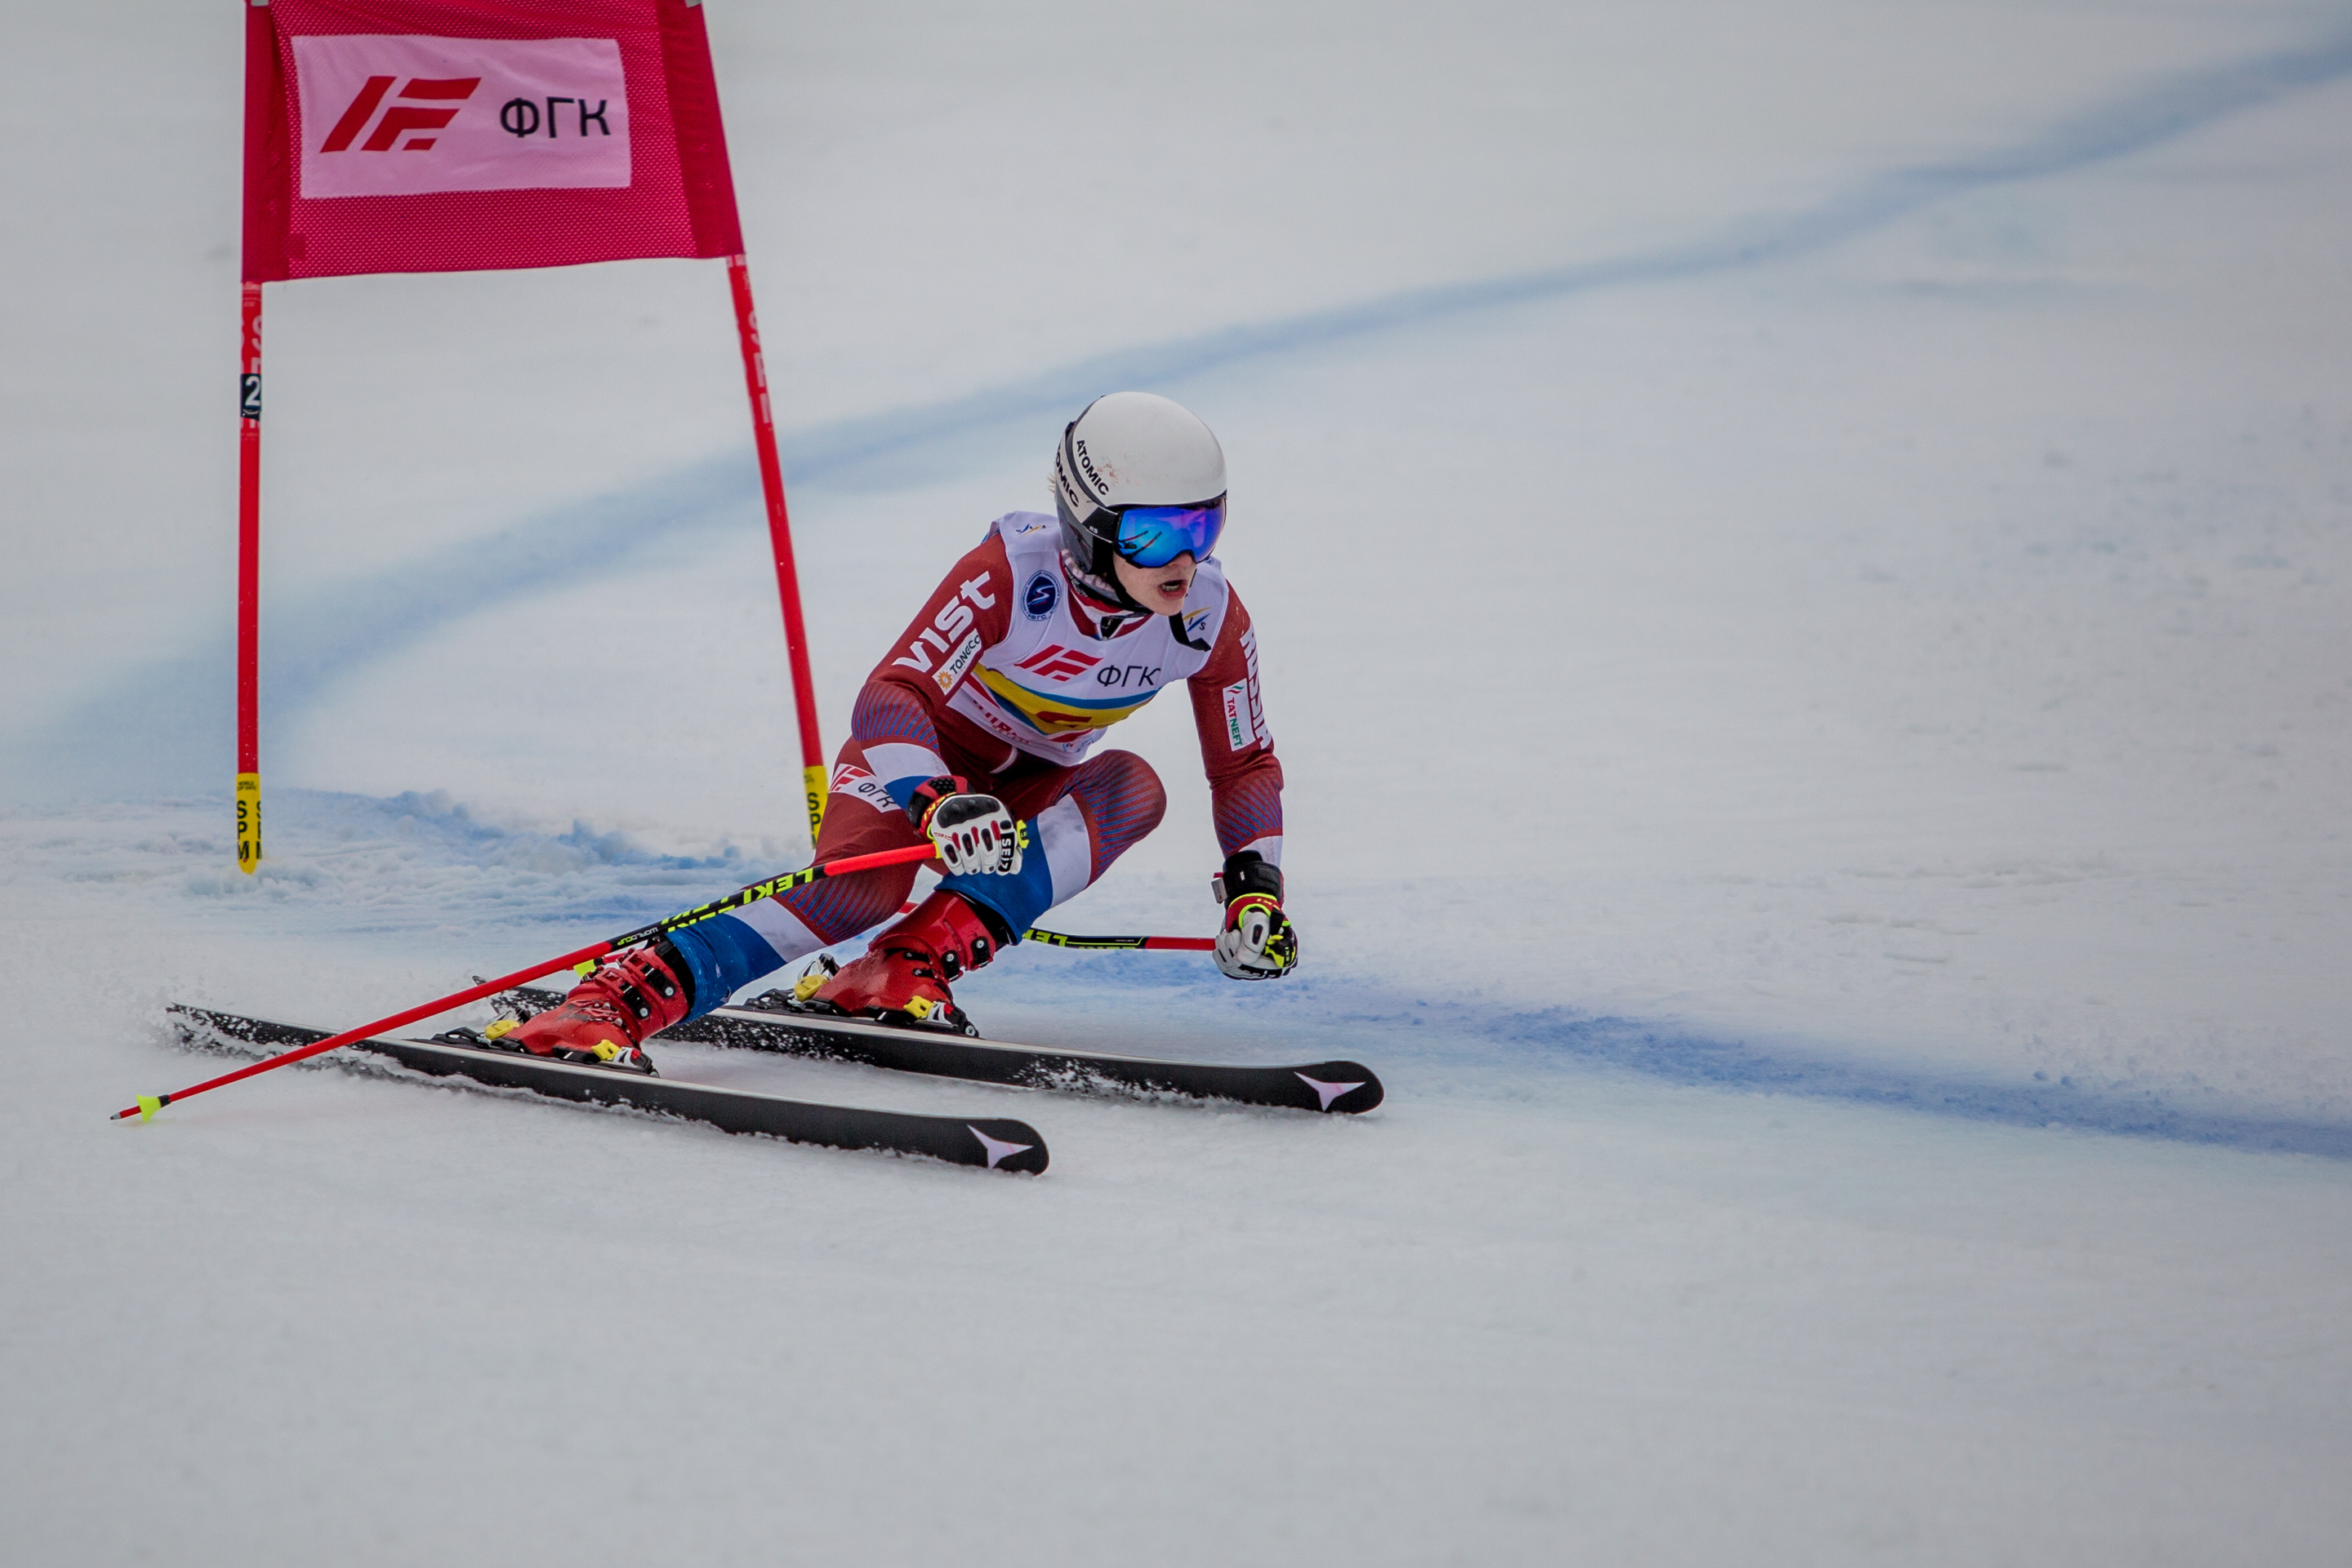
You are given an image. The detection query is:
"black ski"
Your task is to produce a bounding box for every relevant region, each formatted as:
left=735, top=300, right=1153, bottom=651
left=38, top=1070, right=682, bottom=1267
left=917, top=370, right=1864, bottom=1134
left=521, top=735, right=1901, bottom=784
left=167, top=1006, right=1049, bottom=1173
left=503, top=987, right=1385, bottom=1114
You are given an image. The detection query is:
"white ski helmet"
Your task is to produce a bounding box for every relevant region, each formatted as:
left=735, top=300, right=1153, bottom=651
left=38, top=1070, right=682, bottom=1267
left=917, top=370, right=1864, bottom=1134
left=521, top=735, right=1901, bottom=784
left=1052, top=391, right=1228, bottom=609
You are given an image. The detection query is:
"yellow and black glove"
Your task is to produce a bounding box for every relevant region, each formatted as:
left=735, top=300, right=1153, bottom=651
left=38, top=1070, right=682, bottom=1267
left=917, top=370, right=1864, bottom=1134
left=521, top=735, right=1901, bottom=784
left=1212, top=850, right=1297, bottom=980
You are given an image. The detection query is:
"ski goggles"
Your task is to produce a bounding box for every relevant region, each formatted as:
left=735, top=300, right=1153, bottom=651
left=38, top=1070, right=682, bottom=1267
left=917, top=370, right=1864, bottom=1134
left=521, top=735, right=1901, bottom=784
left=1112, top=498, right=1226, bottom=568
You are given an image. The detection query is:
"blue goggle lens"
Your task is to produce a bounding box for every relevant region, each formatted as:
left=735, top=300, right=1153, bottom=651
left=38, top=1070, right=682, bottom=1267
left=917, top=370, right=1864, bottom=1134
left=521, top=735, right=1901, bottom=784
left=1115, top=501, right=1226, bottom=568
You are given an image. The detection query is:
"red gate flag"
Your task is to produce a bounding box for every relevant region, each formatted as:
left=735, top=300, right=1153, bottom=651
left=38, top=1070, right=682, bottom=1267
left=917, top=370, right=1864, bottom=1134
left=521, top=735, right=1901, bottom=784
left=242, top=0, right=741, bottom=279
left=233, top=0, right=827, bottom=872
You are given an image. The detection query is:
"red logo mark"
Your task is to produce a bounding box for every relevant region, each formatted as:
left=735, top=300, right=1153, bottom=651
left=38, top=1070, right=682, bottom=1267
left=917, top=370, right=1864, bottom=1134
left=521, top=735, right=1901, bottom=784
left=320, top=75, right=482, bottom=154
left=1015, top=644, right=1101, bottom=682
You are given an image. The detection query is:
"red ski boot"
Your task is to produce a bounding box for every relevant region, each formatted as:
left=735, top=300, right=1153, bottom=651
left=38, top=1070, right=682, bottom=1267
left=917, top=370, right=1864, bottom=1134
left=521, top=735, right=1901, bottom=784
left=490, top=942, right=693, bottom=1073
left=805, top=890, right=1005, bottom=1029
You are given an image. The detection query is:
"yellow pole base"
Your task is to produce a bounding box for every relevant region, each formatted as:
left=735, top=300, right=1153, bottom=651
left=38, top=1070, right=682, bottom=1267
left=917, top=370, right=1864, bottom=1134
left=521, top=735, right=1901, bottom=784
left=235, top=772, right=262, bottom=874
left=802, top=762, right=828, bottom=840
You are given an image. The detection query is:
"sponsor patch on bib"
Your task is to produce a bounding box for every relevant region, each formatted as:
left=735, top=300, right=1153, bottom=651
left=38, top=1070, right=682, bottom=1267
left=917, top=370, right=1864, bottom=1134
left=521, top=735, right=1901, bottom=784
left=934, top=630, right=982, bottom=693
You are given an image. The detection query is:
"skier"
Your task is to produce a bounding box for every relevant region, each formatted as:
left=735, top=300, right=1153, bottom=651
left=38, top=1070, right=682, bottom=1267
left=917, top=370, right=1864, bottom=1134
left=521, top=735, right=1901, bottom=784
left=510, top=391, right=1297, bottom=1067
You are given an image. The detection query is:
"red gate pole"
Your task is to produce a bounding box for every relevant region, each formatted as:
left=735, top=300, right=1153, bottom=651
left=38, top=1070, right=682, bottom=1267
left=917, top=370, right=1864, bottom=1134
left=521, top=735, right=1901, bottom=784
left=236, top=281, right=264, bottom=873
left=725, top=253, right=826, bottom=842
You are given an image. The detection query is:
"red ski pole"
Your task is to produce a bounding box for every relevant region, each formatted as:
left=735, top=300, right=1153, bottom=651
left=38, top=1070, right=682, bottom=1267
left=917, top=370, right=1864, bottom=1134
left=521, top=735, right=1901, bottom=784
left=111, top=842, right=939, bottom=1123
left=1022, top=928, right=1214, bottom=951
left=881, top=902, right=1214, bottom=951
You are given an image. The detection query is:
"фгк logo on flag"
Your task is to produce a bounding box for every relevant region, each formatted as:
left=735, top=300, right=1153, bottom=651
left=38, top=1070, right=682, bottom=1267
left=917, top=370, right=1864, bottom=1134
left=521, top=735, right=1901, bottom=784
left=293, top=35, right=630, bottom=198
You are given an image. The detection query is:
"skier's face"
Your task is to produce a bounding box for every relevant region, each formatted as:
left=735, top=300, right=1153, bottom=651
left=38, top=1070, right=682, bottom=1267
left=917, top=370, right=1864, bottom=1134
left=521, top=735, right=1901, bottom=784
left=1111, top=550, right=1196, bottom=614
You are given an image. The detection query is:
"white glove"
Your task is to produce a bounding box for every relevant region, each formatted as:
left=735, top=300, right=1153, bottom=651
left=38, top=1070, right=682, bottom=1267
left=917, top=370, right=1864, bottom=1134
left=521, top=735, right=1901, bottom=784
left=1212, top=853, right=1296, bottom=980
left=926, top=791, right=1025, bottom=877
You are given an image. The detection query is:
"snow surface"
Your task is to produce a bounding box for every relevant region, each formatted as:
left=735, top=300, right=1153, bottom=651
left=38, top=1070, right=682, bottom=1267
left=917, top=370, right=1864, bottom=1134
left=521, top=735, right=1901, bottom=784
left=6, top=0, right=2352, bottom=1561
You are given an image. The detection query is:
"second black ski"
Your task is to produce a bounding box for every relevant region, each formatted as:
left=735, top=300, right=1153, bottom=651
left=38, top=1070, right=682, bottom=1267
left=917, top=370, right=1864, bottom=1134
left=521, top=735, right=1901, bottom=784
left=502, top=986, right=1385, bottom=1114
